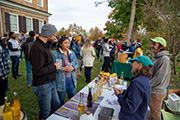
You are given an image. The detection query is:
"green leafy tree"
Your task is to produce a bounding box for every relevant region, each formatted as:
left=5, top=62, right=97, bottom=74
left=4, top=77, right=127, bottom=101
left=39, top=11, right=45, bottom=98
left=140, top=0, right=180, bottom=75
left=103, top=0, right=142, bottom=43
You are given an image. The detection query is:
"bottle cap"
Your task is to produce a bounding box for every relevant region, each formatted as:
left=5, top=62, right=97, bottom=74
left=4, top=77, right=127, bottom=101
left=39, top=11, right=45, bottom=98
left=86, top=111, right=91, bottom=115
left=80, top=91, right=84, bottom=95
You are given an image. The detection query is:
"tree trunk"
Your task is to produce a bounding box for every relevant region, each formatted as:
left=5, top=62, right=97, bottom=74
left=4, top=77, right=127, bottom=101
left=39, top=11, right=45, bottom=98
left=173, top=54, right=179, bottom=75
left=126, top=0, right=136, bottom=46
left=132, top=28, right=137, bottom=41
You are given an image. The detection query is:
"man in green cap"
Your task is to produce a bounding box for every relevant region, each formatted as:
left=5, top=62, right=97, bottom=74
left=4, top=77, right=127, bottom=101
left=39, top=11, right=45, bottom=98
left=149, top=37, right=171, bottom=120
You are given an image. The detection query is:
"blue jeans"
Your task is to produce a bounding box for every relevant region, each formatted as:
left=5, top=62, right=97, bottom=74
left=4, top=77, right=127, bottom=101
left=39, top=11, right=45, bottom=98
left=5, top=48, right=10, bottom=60
left=57, top=76, right=76, bottom=106
left=100, top=51, right=103, bottom=60
left=19, top=45, right=23, bottom=59
left=10, top=56, right=19, bottom=78
left=96, top=49, right=101, bottom=59
left=102, top=56, right=110, bottom=72
left=84, top=67, right=92, bottom=80
left=32, top=81, right=60, bottom=119
left=26, top=61, right=31, bottom=85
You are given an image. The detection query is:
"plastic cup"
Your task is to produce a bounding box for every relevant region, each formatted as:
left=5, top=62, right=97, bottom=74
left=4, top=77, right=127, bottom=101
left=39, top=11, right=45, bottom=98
left=56, top=59, right=62, bottom=63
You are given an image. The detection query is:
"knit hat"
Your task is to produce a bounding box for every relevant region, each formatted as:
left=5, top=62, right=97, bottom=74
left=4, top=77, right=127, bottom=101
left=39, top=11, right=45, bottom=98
left=150, top=37, right=167, bottom=47
left=129, top=56, right=153, bottom=68
left=76, top=36, right=81, bottom=41
left=40, top=24, right=57, bottom=37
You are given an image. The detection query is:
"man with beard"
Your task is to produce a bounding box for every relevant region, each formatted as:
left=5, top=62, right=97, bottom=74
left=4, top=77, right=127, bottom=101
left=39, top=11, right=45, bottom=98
left=149, top=37, right=171, bottom=120
left=29, top=24, right=62, bottom=120
left=8, top=32, right=21, bottom=80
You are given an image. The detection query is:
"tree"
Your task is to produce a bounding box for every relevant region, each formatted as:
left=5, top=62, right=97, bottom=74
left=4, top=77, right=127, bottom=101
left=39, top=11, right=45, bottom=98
left=104, top=0, right=142, bottom=43
left=126, top=0, right=136, bottom=45
left=140, top=0, right=180, bottom=74
left=88, top=27, right=104, bottom=41
left=56, top=23, right=87, bottom=38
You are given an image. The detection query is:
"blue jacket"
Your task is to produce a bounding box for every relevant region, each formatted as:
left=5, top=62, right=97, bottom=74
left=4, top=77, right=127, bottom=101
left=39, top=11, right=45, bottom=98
left=117, top=75, right=151, bottom=120
left=127, top=45, right=135, bottom=53
left=52, top=48, right=79, bottom=91
left=72, top=44, right=82, bottom=59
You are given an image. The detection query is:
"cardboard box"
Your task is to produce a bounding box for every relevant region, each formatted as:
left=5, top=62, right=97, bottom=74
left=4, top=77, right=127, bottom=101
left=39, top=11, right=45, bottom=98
left=117, top=52, right=128, bottom=63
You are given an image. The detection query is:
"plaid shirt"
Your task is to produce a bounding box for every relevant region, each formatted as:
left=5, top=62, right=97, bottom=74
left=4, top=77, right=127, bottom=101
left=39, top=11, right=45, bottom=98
left=0, top=46, right=10, bottom=80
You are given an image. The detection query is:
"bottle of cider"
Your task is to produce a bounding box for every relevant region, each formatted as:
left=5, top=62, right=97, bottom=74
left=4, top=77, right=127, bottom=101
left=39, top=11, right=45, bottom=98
left=98, top=75, right=103, bottom=96
left=78, top=92, right=85, bottom=118
left=87, top=87, right=92, bottom=107
left=119, top=71, right=124, bottom=85
left=93, top=79, right=99, bottom=101
left=3, top=97, right=13, bottom=120
left=11, top=92, right=20, bottom=120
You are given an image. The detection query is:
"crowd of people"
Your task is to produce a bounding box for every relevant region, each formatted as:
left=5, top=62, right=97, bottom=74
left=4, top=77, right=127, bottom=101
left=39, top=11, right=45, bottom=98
left=0, top=23, right=171, bottom=120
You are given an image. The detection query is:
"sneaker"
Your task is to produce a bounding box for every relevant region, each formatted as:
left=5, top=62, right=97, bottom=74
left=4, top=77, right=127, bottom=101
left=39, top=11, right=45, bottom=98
left=27, top=84, right=31, bottom=87
left=12, top=77, right=18, bottom=80
left=17, top=74, right=22, bottom=77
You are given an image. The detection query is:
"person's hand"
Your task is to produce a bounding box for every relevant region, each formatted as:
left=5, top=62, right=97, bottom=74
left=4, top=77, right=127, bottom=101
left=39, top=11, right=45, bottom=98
left=62, top=66, right=69, bottom=71
left=18, top=47, right=21, bottom=50
left=113, top=86, right=123, bottom=96
left=54, top=62, right=62, bottom=70
left=67, top=66, right=74, bottom=72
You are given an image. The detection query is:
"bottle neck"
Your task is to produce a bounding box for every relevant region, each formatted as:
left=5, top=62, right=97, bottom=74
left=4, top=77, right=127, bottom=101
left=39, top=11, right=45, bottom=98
left=79, top=94, right=84, bottom=104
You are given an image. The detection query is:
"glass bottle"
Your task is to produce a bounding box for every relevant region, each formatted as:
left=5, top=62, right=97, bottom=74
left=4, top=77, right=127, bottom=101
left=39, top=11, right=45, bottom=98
left=87, top=87, right=92, bottom=107
left=119, top=71, right=124, bottom=85
left=2, top=97, right=14, bottom=120
left=78, top=92, right=85, bottom=118
left=98, top=75, right=103, bottom=96
left=93, top=79, right=99, bottom=101
left=11, top=92, right=20, bottom=120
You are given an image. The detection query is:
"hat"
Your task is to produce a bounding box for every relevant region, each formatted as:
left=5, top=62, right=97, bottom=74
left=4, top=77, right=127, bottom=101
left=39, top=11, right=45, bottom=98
left=129, top=56, right=153, bottom=67
left=76, top=36, right=81, bottom=41
left=40, top=24, right=57, bottom=37
left=150, top=37, right=166, bottom=47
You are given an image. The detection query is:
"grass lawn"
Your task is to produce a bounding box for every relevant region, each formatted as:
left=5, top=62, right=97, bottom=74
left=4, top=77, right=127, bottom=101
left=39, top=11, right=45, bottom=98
left=6, top=53, right=103, bottom=120
left=5, top=52, right=180, bottom=119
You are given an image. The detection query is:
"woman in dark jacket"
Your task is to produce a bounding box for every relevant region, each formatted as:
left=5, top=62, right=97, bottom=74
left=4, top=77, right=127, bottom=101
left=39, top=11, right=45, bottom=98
left=113, top=56, right=153, bottom=120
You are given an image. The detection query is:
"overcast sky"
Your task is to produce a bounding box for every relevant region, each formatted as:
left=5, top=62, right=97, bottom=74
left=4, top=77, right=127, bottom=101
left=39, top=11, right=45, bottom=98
left=48, top=0, right=112, bottom=32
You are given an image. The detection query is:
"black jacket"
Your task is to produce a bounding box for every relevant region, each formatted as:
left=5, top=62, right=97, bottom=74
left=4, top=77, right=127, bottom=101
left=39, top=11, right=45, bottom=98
left=23, top=37, right=34, bottom=61
left=29, top=38, right=56, bottom=86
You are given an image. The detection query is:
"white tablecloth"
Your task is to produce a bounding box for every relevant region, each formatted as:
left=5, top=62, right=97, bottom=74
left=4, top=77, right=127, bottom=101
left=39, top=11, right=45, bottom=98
left=47, top=80, right=127, bottom=120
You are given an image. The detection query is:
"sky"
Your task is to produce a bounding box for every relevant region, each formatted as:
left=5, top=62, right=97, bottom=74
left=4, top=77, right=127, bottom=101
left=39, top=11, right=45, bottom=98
left=48, top=0, right=112, bottom=32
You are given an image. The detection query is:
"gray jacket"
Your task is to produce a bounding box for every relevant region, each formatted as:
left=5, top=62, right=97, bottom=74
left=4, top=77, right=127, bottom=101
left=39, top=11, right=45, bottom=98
left=102, top=43, right=112, bottom=57
left=150, top=51, right=171, bottom=95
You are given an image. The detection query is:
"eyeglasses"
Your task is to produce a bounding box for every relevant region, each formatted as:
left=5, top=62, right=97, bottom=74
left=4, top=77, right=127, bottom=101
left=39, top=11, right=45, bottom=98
left=150, top=42, right=158, bottom=46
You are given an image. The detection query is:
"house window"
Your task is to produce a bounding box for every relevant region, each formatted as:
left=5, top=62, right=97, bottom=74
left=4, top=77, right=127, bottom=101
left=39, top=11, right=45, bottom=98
left=26, top=17, right=33, bottom=33
left=24, top=0, right=32, bottom=3
left=39, top=20, right=44, bottom=33
left=37, top=0, right=43, bottom=7
left=10, top=13, right=19, bottom=33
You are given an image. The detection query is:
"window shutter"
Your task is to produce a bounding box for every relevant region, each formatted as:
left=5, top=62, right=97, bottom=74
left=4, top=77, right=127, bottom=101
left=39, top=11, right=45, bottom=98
left=5, top=12, right=10, bottom=32
left=33, top=18, right=36, bottom=33
left=44, top=20, right=46, bottom=25
left=18, top=15, right=22, bottom=32
left=36, top=19, right=39, bottom=34
left=23, top=16, right=27, bottom=33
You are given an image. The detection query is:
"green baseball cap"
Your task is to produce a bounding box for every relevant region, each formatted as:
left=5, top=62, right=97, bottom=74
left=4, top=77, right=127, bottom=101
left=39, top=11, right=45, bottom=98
left=150, top=37, right=167, bottom=47
left=129, top=56, right=153, bottom=67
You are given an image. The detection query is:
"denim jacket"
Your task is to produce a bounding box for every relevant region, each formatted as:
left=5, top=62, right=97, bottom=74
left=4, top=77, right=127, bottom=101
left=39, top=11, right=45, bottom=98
left=52, top=48, right=79, bottom=91
left=72, top=44, right=82, bottom=59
